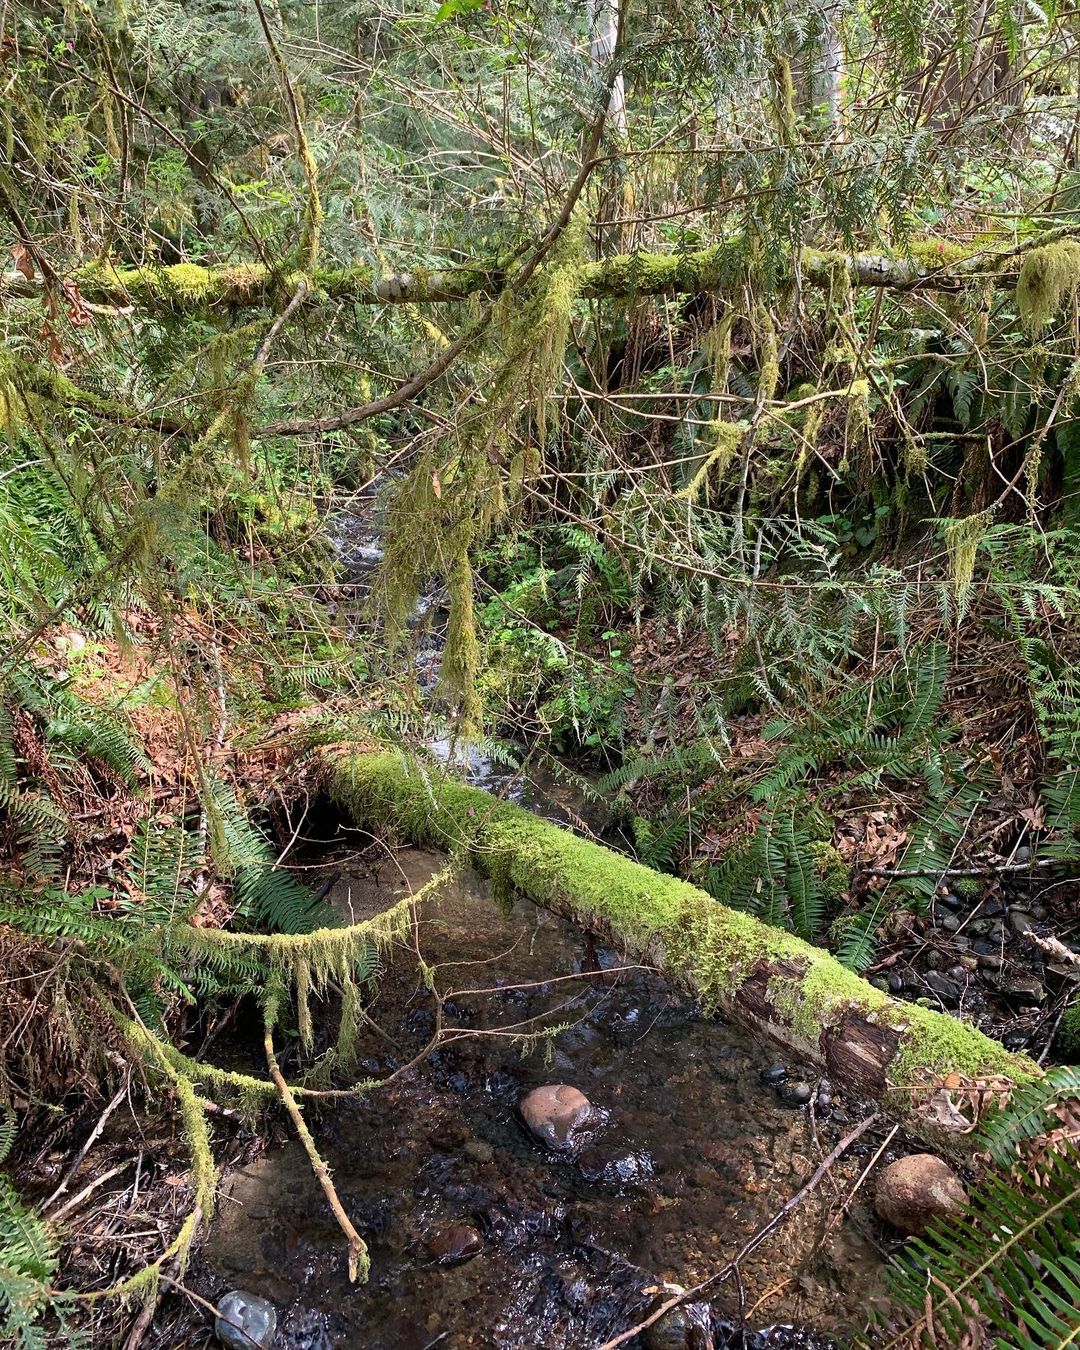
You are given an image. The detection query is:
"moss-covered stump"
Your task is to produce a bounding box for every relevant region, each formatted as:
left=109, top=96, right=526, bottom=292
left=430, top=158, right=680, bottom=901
left=329, top=752, right=1037, bottom=1140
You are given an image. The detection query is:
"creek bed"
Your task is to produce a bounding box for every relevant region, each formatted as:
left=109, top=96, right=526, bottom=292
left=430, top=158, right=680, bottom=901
left=190, top=847, right=891, bottom=1349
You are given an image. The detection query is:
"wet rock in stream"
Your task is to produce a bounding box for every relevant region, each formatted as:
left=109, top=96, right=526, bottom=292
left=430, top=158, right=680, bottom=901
left=426, top=1222, right=484, bottom=1264
left=520, top=1083, right=598, bottom=1153
left=215, top=1289, right=277, bottom=1350
left=642, top=1283, right=715, bottom=1350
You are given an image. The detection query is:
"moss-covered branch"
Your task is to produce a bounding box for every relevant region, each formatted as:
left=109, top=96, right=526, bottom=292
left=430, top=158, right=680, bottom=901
left=5, top=224, right=1076, bottom=317
left=328, top=751, right=1038, bottom=1140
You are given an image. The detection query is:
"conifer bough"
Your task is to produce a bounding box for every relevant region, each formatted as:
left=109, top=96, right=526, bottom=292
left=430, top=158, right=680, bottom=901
left=330, top=751, right=1037, bottom=1142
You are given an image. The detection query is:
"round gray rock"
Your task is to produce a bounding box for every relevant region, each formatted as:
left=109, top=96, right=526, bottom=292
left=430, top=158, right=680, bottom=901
left=215, top=1290, right=277, bottom=1350
left=520, top=1084, right=594, bottom=1152
left=874, top=1154, right=967, bottom=1235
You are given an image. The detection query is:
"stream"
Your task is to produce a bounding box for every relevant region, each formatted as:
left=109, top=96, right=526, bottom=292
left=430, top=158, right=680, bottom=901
left=183, top=491, right=892, bottom=1347
left=193, top=847, right=889, bottom=1349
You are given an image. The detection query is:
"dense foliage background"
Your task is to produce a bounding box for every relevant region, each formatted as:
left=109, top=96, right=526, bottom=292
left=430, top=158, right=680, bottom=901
left=2, top=0, right=1080, bottom=1343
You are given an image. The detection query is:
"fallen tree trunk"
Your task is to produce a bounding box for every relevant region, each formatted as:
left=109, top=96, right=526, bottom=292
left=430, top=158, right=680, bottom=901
left=5, top=223, right=1073, bottom=317
left=329, top=750, right=1037, bottom=1141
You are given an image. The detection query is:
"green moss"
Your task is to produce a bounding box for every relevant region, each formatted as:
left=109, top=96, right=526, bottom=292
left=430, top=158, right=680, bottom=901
left=330, top=752, right=1037, bottom=1103
left=953, top=876, right=982, bottom=901
left=161, top=262, right=213, bottom=297
left=1056, top=1003, right=1080, bottom=1061
left=807, top=840, right=849, bottom=906
left=1016, top=240, right=1080, bottom=334
left=890, top=1001, right=1028, bottom=1083
left=581, top=242, right=746, bottom=300
left=906, top=237, right=976, bottom=268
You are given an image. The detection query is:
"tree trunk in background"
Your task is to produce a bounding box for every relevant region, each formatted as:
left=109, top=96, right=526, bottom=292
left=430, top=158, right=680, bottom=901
left=588, top=0, right=627, bottom=139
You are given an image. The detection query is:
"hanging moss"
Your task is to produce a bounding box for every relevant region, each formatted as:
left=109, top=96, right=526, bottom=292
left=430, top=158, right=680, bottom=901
left=166, top=873, right=445, bottom=1055
left=944, top=509, right=994, bottom=607
left=679, top=419, right=743, bottom=500
left=1016, top=240, right=1080, bottom=334
left=845, top=376, right=871, bottom=452
left=755, top=304, right=780, bottom=405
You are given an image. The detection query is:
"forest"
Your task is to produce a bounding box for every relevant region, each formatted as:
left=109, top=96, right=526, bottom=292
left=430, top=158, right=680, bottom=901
left=1, top=0, right=1080, bottom=1345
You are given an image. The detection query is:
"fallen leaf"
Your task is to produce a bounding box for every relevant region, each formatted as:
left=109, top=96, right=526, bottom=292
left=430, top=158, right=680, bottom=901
left=11, top=242, right=35, bottom=281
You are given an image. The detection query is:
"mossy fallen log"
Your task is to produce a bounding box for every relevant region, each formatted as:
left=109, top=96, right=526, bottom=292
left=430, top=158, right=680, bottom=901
left=5, top=224, right=1075, bottom=317
left=329, top=751, right=1038, bottom=1139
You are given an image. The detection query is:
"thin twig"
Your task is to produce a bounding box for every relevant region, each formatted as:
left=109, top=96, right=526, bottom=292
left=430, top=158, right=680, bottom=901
left=263, top=1022, right=369, bottom=1281
left=42, top=1079, right=129, bottom=1212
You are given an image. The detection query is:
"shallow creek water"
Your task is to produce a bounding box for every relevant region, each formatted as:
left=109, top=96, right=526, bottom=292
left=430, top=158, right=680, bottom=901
left=194, top=847, right=889, bottom=1349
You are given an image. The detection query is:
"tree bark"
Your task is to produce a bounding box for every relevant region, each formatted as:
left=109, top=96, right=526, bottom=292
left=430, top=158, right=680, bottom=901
left=328, top=751, right=1038, bottom=1145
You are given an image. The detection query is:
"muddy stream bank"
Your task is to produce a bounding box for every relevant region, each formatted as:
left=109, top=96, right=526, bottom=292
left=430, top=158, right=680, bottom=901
left=185, top=837, right=895, bottom=1350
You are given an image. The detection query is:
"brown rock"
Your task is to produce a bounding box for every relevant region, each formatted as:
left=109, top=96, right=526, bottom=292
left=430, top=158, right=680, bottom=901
left=874, top=1154, right=967, bottom=1235
left=425, top=1223, right=483, bottom=1264
left=520, top=1084, right=594, bottom=1152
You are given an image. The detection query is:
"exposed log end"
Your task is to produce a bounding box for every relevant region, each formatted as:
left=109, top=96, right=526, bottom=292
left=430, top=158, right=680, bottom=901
left=328, top=751, right=1038, bottom=1139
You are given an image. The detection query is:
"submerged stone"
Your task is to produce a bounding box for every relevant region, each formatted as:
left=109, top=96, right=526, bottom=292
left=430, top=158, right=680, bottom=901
left=642, top=1283, right=714, bottom=1350
left=426, top=1222, right=483, bottom=1264
left=779, top=1081, right=812, bottom=1107
left=215, top=1289, right=277, bottom=1350
left=759, top=1064, right=787, bottom=1085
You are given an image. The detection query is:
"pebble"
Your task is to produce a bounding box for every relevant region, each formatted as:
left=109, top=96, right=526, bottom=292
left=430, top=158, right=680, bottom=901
left=426, top=1223, right=483, bottom=1265
left=463, top=1139, right=494, bottom=1164
left=957, top=955, right=979, bottom=972
left=924, top=972, right=960, bottom=1005
left=887, top=971, right=904, bottom=993
left=925, top=949, right=945, bottom=970
left=779, top=1081, right=812, bottom=1107
left=215, top=1290, right=277, bottom=1350
left=520, top=1084, right=595, bottom=1152
left=938, top=913, right=961, bottom=933
left=760, top=1063, right=788, bottom=1085
left=1002, top=1030, right=1030, bottom=1051
left=1008, top=908, right=1035, bottom=936
left=938, top=892, right=962, bottom=910
left=870, top=977, right=889, bottom=993
left=874, top=1154, right=967, bottom=1235
left=997, top=976, right=1045, bottom=1004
